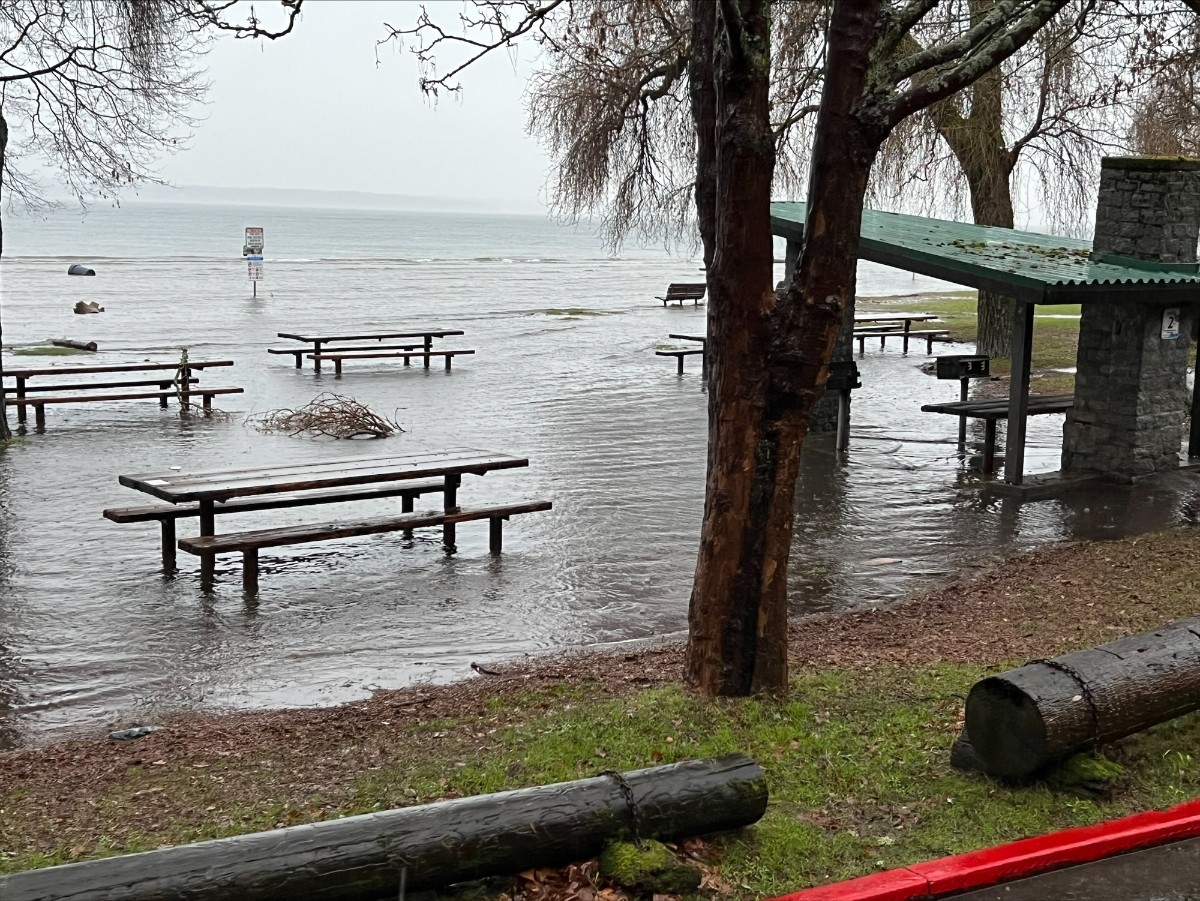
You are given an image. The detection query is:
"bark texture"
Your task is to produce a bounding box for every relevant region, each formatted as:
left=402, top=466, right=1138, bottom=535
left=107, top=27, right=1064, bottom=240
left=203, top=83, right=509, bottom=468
left=0, top=111, right=9, bottom=440
left=0, top=755, right=768, bottom=901
left=685, top=0, right=785, bottom=695
left=964, top=616, right=1200, bottom=780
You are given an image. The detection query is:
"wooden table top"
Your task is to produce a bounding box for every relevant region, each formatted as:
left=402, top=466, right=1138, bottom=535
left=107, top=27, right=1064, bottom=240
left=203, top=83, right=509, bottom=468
left=921, top=394, right=1074, bottom=420
left=854, top=312, right=940, bottom=323
left=119, top=448, right=529, bottom=504
left=668, top=333, right=707, bottom=343
left=4, top=360, right=233, bottom=379
left=277, top=330, right=465, bottom=344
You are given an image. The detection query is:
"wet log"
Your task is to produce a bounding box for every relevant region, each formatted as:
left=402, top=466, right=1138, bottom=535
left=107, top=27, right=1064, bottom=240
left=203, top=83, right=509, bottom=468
left=51, top=339, right=98, bottom=352
left=964, top=616, right=1200, bottom=780
left=0, top=754, right=766, bottom=901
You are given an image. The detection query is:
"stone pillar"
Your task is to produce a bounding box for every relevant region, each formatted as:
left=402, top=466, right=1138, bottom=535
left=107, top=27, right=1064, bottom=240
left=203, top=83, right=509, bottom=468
left=1061, top=156, right=1200, bottom=480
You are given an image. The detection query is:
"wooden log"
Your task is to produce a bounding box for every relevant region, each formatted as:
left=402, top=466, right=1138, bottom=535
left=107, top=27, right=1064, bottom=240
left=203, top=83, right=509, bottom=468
left=0, top=755, right=767, bottom=901
left=964, top=616, right=1200, bottom=780
left=51, top=339, right=98, bottom=352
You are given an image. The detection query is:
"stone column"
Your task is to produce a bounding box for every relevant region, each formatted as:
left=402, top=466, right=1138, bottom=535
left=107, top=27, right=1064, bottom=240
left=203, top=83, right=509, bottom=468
left=1061, top=156, right=1200, bottom=479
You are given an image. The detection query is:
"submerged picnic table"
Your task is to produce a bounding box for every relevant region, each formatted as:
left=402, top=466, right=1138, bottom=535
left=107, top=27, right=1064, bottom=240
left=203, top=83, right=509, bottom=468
left=2, top=360, right=241, bottom=428
left=271, top=329, right=467, bottom=372
left=921, top=393, right=1074, bottom=473
left=111, top=448, right=551, bottom=591
left=854, top=312, right=948, bottom=354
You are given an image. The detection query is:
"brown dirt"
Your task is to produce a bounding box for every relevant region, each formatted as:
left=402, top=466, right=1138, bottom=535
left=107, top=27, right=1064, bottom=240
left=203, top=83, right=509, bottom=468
left=3, top=526, right=1199, bottom=889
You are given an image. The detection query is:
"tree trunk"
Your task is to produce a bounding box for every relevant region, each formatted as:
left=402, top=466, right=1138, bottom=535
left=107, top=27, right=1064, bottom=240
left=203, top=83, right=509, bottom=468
left=964, top=616, right=1200, bottom=780
left=931, top=1, right=1018, bottom=359
left=0, top=755, right=768, bottom=901
left=685, top=0, right=888, bottom=697
left=685, top=0, right=783, bottom=696
left=0, top=112, right=9, bottom=440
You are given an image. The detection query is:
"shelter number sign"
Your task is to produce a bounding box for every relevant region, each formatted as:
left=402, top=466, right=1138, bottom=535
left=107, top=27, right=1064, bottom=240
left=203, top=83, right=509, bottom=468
left=1162, top=308, right=1181, bottom=340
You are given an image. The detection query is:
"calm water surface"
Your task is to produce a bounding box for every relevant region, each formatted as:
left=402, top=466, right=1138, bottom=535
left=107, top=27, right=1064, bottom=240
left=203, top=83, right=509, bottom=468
left=1, top=202, right=1197, bottom=749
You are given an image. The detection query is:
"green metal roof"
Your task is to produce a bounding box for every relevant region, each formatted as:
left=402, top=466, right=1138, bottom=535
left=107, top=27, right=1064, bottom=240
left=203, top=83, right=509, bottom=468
left=770, top=201, right=1200, bottom=304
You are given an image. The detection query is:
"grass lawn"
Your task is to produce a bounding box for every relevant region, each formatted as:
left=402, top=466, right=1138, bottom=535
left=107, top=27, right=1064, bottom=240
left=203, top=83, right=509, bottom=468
left=4, top=526, right=1200, bottom=898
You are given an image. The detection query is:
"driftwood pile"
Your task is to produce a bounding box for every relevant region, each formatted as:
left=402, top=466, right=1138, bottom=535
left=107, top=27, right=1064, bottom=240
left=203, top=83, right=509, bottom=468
left=956, top=615, right=1200, bottom=780
left=247, top=392, right=401, bottom=439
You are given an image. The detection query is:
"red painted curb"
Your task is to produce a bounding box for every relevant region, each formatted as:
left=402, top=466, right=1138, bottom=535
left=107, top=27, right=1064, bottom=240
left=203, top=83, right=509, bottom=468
left=769, top=796, right=1200, bottom=901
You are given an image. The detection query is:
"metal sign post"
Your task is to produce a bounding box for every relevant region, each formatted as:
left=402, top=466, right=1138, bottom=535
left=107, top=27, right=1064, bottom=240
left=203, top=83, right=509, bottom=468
left=243, top=227, right=265, bottom=298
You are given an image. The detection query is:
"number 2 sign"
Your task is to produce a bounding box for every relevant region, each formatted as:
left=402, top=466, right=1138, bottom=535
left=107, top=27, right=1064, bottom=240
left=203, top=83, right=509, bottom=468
left=1162, top=308, right=1181, bottom=340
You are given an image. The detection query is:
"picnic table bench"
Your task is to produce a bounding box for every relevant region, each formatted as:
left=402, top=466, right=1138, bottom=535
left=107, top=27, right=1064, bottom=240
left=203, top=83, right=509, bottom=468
left=656, top=333, right=707, bottom=374
left=656, top=283, right=707, bottom=306
left=111, top=449, right=552, bottom=592
left=921, top=393, right=1074, bottom=473
left=853, top=312, right=949, bottom=354
left=271, top=330, right=467, bottom=372
left=1, top=360, right=241, bottom=429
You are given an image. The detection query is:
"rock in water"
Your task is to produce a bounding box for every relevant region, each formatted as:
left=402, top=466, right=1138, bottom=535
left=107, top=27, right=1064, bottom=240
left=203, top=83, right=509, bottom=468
left=68, top=263, right=96, bottom=276
left=73, top=301, right=105, bottom=314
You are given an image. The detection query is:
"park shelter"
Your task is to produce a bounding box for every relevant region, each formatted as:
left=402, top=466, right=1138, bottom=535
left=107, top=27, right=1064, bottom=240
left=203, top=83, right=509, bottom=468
left=770, top=156, right=1200, bottom=490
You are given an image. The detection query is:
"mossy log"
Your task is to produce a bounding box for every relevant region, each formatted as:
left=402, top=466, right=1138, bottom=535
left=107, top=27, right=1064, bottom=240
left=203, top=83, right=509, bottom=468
left=964, top=616, right=1200, bottom=780
left=0, top=755, right=767, bottom=901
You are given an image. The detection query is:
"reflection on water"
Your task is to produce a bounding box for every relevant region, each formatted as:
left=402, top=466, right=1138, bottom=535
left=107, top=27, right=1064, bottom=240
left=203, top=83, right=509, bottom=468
left=1, top=203, right=1199, bottom=749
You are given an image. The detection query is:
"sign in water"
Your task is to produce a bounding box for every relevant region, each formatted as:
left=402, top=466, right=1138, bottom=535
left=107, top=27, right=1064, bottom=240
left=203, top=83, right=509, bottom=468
left=246, top=256, right=264, bottom=281
left=244, top=226, right=264, bottom=255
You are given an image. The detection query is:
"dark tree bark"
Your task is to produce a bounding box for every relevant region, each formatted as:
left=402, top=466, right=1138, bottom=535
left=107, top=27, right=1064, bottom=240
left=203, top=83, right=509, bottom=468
left=685, top=0, right=786, bottom=696
left=929, top=2, right=1018, bottom=358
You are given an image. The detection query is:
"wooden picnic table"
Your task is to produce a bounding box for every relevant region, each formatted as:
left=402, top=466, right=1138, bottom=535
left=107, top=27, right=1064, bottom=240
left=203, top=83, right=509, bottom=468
left=854, top=312, right=946, bottom=354
left=921, top=393, right=1074, bottom=474
left=116, top=448, right=542, bottom=590
left=2, top=360, right=238, bottom=428
left=273, top=330, right=466, bottom=372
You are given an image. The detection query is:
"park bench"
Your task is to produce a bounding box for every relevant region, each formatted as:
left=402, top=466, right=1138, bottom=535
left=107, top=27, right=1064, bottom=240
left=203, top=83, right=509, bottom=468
left=272, top=329, right=466, bottom=372
left=921, top=393, right=1074, bottom=473
left=2, top=360, right=241, bottom=429
left=309, top=348, right=476, bottom=375
left=656, top=283, right=707, bottom=306
left=104, top=479, right=447, bottom=569
left=178, top=500, right=553, bottom=591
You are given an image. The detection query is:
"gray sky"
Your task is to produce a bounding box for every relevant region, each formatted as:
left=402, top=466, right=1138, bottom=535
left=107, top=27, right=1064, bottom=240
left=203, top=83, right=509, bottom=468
left=158, top=1, right=551, bottom=210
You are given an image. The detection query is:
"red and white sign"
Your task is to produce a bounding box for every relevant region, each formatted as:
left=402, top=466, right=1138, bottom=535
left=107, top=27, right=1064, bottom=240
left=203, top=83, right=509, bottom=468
left=243, top=227, right=264, bottom=255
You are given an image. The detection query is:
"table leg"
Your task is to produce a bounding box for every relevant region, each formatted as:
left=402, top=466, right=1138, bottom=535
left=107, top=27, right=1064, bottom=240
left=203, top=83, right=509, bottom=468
left=903, top=321, right=913, bottom=354
left=243, top=549, right=259, bottom=594
left=443, top=473, right=460, bottom=548
left=424, top=335, right=433, bottom=370
left=957, top=379, right=969, bottom=447
left=161, top=519, right=177, bottom=571
left=294, top=351, right=303, bottom=369
left=312, top=341, right=323, bottom=373
left=199, top=499, right=216, bottom=585
left=984, top=419, right=997, bottom=474
left=490, top=517, right=503, bottom=554
left=836, top=390, right=851, bottom=451
left=159, top=382, right=170, bottom=408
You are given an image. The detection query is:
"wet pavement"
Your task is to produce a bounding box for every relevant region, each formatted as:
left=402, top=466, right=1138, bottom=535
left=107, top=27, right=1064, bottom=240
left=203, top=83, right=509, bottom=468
left=945, top=837, right=1200, bottom=900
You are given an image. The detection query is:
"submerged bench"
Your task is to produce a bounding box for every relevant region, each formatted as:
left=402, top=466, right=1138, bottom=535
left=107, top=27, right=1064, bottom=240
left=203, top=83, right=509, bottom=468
left=268, top=343, right=425, bottom=366
left=656, top=283, right=706, bottom=306
left=656, top=348, right=704, bottom=375
left=921, top=393, right=1074, bottom=473
left=308, top=349, right=476, bottom=375
left=274, top=329, right=466, bottom=372
left=178, top=500, right=553, bottom=591
left=104, top=479, right=446, bottom=569
left=2, top=360, right=239, bottom=429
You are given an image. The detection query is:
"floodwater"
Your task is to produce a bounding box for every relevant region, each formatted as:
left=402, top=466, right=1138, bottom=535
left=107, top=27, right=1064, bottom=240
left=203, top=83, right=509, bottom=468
left=2, top=202, right=1199, bottom=750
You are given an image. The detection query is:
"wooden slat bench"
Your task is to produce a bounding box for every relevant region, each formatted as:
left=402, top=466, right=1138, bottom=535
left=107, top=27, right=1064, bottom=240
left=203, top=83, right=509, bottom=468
left=656, top=283, right=707, bottom=306
left=308, top=349, right=476, bottom=375
left=921, top=393, right=1074, bottom=473
left=178, top=500, right=553, bottom=591
left=8, top=387, right=242, bottom=429
left=104, top=479, right=447, bottom=569
left=268, top=343, right=426, bottom=366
